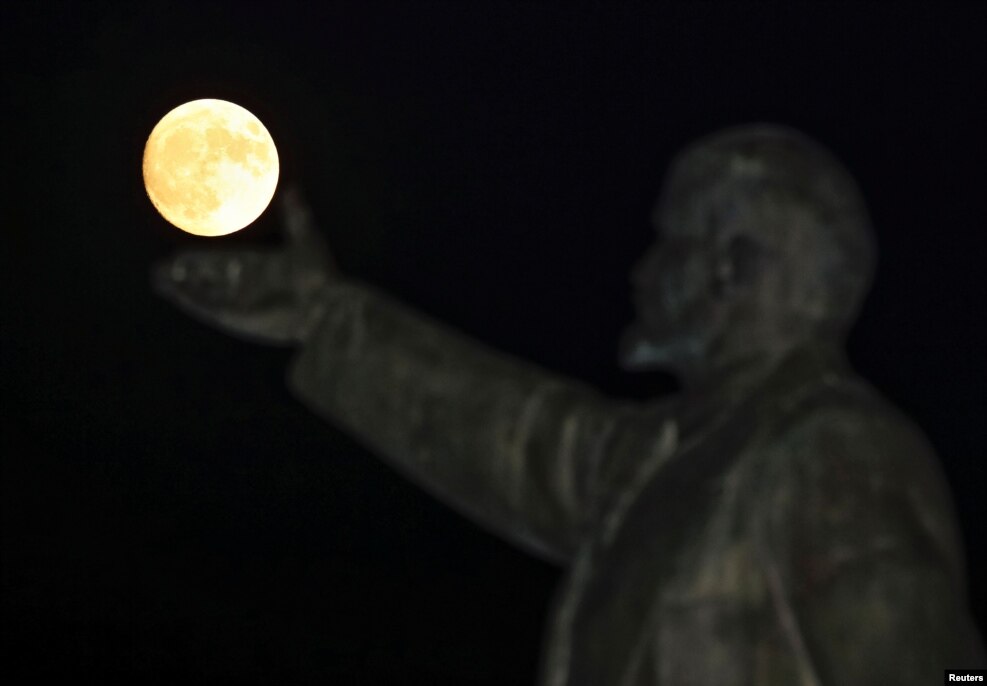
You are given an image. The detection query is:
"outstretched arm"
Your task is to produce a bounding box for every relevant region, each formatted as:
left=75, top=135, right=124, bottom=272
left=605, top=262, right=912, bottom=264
left=154, top=190, right=676, bottom=564
left=288, top=279, right=670, bottom=563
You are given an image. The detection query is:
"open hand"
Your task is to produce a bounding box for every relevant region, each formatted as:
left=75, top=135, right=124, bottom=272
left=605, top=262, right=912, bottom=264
left=151, top=187, right=336, bottom=345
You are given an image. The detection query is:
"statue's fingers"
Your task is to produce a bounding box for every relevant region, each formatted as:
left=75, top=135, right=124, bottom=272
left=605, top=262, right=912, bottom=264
left=154, top=250, right=235, bottom=300
left=151, top=250, right=302, bottom=345
left=152, top=249, right=277, bottom=313
left=281, top=185, right=315, bottom=240
left=281, top=186, right=337, bottom=275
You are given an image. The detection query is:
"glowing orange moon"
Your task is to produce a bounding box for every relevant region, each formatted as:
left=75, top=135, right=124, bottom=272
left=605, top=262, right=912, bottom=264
left=143, top=99, right=279, bottom=237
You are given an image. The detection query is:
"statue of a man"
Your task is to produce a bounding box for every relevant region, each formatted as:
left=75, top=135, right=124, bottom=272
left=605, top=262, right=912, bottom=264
left=154, top=125, right=984, bottom=684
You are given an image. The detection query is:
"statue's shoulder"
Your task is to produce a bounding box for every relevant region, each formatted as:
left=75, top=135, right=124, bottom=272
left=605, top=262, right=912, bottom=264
left=758, top=368, right=968, bottom=581
left=795, top=371, right=935, bottom=463
left=762, top=361, right=931, bottom=461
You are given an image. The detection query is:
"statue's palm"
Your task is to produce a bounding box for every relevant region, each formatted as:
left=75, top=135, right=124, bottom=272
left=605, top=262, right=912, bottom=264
left=152, top=188, right=335, bottom=345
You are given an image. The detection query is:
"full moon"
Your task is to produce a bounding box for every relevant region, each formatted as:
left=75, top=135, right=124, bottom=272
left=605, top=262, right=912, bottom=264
left=143, top=99, right=279, bottom=237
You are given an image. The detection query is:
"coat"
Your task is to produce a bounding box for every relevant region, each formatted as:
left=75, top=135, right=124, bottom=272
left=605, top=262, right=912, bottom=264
left=288, top=280, right=985, bottom=684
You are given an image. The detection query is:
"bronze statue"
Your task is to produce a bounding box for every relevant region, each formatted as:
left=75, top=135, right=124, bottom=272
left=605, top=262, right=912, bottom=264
left=153, top=125, right=985, bottom=684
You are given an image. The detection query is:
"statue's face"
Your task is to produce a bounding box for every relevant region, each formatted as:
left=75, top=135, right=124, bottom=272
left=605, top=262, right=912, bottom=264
left=620, top=168, right=776, bottom=375
left=619, top=190, right=726, bottom=373
left=620, top=126, right=876, bottom=377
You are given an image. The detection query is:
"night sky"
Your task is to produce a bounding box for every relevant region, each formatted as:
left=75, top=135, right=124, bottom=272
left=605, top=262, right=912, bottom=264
left=4, top=2, right=984, bottom=682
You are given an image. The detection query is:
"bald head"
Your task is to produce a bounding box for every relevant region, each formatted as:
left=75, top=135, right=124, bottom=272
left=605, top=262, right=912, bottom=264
left=661, top=125, right=876, bottom=334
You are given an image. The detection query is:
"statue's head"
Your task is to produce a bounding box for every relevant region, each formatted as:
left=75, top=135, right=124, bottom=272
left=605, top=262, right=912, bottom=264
left=620, top=125, right=876, bottom=381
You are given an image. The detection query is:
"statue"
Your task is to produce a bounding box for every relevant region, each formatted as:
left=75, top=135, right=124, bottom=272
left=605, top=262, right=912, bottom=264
left=153, top=125, right=985, bottom=684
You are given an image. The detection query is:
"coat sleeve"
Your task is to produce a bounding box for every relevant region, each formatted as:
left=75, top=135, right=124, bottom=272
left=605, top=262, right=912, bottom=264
left=287, top=280, right=673, bottom=564
left=756, top=405, right=986, bottom=685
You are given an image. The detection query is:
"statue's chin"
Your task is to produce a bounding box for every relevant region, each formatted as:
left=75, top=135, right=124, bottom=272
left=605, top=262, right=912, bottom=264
left=618, top=324, right=704, bottom=373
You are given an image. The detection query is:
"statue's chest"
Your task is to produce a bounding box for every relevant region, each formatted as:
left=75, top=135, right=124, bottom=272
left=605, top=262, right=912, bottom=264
left=543, top=407, right=766, bottom=685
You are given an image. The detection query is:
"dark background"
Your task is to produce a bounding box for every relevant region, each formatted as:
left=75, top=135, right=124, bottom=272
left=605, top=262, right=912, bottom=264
left=3, top=2, right=984, bottom=683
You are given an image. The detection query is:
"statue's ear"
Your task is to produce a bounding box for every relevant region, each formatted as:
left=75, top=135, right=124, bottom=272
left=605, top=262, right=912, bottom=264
left=712, top=233, right=765, bottom=298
